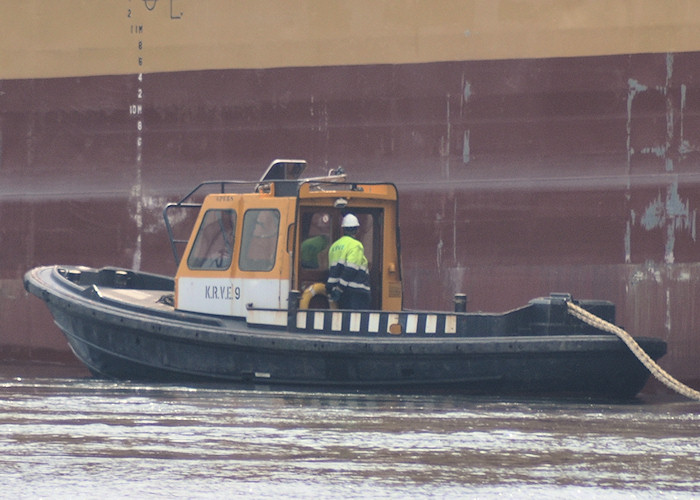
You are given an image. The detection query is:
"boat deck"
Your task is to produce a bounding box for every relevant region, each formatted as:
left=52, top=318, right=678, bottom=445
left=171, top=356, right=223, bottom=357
left=93, top=287, right=175, bottom=313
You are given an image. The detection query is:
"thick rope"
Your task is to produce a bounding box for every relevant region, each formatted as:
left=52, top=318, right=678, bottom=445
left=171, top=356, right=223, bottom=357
left=567, top=301, right=700, bottom=401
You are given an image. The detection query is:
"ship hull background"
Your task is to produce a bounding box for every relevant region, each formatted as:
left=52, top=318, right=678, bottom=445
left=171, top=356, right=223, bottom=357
left=2, top=52, right=699, bottom=388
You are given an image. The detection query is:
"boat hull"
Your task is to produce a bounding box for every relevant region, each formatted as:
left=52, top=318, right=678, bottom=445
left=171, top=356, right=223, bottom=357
left=25, top=265, right=666, bottom=398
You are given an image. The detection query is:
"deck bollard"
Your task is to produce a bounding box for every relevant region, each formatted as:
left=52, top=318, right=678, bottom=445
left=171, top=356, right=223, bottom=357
left=454, top=293, right=467, bottom=313
left=288, top=290, right=301, bottom=331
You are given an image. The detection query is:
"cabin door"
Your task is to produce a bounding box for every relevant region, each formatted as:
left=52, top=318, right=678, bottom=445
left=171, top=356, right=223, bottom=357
left=297, top=208, right=384, bottom=310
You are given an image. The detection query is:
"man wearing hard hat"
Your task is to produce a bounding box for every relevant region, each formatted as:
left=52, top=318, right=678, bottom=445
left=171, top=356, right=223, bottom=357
left=326, top=214, right=371, bottom=309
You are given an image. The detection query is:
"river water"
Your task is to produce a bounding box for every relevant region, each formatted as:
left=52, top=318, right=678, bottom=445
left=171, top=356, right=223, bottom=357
left=1, top=363, right=699, bottom=499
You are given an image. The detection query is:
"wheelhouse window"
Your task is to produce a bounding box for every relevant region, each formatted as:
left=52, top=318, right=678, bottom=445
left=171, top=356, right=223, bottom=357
left=187, top=209, right=236, bottom=270
left=239, top=209, right=280, bottom=271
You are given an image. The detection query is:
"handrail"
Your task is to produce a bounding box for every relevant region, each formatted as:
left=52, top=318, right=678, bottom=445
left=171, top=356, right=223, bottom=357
left=162, top=180, right=260, bottom=265
left=163, top=202, right=201, bottom=265
left=160, top=167, right=348, bottom=266
left=173, top=180, right=260, bottom=205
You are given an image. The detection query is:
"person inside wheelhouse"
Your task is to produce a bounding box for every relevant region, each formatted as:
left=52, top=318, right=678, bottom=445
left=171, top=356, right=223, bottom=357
left=326, top=213, right=371, bottom=309
left=300, top=212, right=331, bottom=269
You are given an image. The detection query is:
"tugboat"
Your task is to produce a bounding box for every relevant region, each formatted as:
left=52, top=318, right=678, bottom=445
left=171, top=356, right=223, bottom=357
left=24, top=160, right=667, bottom=398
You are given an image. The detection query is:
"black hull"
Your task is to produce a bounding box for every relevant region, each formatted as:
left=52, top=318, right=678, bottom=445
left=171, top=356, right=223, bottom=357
left=25, top=266, right=666, bottom=399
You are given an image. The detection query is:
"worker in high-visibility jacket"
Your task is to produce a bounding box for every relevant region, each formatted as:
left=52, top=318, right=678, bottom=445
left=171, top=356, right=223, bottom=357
left=326, top=214, right=371, bottom=309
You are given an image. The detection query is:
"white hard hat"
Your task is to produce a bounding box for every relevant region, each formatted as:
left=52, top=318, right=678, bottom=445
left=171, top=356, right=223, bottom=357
left=341, top=214, right=360, bottom=228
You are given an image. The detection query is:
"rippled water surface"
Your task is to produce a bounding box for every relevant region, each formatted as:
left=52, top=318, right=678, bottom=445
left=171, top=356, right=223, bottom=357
left=1, top=363, right=699, bottom=498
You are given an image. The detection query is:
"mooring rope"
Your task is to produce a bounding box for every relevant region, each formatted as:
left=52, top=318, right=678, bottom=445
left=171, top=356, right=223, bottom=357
left=567, top=301, right=700, bottom=401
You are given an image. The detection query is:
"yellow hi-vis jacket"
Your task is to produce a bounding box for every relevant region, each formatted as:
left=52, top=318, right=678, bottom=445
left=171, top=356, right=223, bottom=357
left=326, top=235, right=370, bottom=295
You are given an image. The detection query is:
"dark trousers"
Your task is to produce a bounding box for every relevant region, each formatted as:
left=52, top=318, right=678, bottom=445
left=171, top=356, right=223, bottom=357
left=337, top=290, right=371, bottom=310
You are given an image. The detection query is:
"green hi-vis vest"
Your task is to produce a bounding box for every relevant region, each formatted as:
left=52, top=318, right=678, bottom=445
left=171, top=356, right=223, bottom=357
left=327, top=235, right=370, bottom=293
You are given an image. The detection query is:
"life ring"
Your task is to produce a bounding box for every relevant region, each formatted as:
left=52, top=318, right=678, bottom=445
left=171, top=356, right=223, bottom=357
left=299, top=282, right=335, bottom=309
